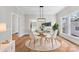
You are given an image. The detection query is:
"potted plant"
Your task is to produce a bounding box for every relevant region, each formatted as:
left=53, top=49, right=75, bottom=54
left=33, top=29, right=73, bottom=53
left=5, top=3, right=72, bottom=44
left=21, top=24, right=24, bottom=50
left=52, top=22, right=59, bottom=31
left=52, top=22, right=59, bottom=35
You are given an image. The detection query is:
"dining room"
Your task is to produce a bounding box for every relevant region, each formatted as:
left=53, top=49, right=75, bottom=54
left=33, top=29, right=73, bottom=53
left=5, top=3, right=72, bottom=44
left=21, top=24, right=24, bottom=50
left=12, top=6, right=79, bottom=52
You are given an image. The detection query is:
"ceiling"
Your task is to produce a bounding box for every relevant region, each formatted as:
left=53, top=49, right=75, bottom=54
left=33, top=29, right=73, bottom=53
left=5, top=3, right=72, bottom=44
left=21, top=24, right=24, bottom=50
left=17, top=6, right=66, bottom=17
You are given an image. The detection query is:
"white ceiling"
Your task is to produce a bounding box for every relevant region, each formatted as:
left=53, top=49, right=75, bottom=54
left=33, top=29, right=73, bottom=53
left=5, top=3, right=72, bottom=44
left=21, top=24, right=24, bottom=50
left=17, top=6, right=65, bottom=17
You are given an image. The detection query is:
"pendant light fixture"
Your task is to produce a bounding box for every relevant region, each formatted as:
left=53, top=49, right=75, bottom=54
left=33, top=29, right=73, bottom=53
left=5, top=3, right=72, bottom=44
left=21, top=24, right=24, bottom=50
left=37, top=6, right=46, bottom=22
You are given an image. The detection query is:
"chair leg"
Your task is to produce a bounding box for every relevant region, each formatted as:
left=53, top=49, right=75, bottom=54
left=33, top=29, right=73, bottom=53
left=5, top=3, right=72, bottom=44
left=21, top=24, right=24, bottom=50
left=51, top=39, right=53, bottom=48
left=55, top=38, right=57, bottom=45
left=40, top=37, right=44, bottom=46
left=45, top=37, right=50, bottom=46
left=34, top=40, right=35, bottom=48
left=45, top=38, right=47, bottom=44
left=40, top=38, right=42, bottom=46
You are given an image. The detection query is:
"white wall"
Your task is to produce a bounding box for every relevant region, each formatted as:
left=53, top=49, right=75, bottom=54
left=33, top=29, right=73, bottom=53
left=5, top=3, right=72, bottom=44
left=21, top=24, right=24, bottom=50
left=11, top=12, right=18, bottom=34
left=18, top=15, right=26, bottom=36
left=10, top=7, right=28, bottom=37
left=56, top=6, right=79, bottom=45
left=0, top=6, right=18, bottom=40
left=25, top=16, right=30, bottom=35
left=0, top=6, right=27, bottom=40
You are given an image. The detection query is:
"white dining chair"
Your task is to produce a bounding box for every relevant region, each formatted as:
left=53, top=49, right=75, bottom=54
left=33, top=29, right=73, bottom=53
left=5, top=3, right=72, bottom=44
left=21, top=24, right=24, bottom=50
left=51, top=30, right=58, bottom=48
left=29, top=32, right=35, bottom=48
left=44, top=30, right=54, bottom=45
left=29, top=31, right=41, bottom=48
left=45, top=33, right=51, bottom=44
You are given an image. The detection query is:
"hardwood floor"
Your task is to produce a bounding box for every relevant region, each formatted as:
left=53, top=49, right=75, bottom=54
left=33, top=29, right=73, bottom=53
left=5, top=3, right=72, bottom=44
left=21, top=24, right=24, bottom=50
left=12, top=33, right=79, bottom=52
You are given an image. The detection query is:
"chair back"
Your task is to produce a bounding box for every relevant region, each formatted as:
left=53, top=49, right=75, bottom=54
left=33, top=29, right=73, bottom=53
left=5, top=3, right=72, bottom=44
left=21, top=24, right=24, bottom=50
left=30, top=31, right=40, bottom=40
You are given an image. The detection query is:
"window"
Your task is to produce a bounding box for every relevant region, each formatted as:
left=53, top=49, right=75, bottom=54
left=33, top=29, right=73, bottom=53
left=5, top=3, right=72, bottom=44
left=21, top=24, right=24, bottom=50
left=61, top=11, right=79, bottom=38
left=62, top=17, right=69, bottom=34
left=75, top=27, right=79, bottom=31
